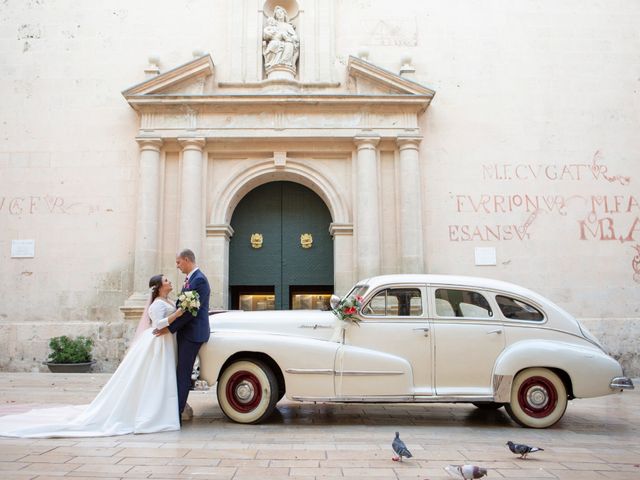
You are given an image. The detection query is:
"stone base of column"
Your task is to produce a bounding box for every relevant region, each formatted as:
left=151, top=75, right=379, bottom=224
left=119, top=292, right=148, bottom=322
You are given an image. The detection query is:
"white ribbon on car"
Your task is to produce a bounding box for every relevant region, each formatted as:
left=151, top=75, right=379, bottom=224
left=330, top=318, right=348, bottom=397
left=329, top=320, right=346, bottom=343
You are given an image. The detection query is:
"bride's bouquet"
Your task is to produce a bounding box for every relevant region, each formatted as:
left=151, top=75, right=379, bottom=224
left=178, top=291, right=201, bottom=316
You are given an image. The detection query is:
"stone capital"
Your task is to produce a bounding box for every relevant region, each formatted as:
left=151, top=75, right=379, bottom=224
left=135, top=137, right=163, bottom=152
left=329, top=223, right=354, bottom=236
left=206, top=224, right=235, bottom=240
left=354, top=133, right=381, bottom=150
left=396, top=134, right=422, bottom=151
left=178, top=137, right=206, bottom=151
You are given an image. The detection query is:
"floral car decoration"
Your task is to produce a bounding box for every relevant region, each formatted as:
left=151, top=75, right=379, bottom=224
left=198, top=274, right=634, bottom=428
left=332, top=294, right=364, bottom=326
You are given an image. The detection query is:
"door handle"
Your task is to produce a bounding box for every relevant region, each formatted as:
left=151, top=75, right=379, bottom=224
left=412, top=327, right=430, bottom=336
left=487, top=329, right=503, bottom=335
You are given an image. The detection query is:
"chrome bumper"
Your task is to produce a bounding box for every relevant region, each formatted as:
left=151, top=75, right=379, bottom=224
left=610, top=377, right=634, bottom=390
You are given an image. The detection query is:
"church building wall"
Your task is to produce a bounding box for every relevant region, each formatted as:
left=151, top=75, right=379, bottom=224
left=0, top=0, right=638, bottom=374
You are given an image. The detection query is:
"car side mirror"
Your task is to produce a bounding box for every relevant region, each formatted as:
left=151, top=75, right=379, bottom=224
left=329, top=294, right=340, bottom=310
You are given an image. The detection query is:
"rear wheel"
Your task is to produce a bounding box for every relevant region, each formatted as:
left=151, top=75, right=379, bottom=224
left=217, top=359, right=279, bottom=424
left=505, top=367, right=568, bottom=428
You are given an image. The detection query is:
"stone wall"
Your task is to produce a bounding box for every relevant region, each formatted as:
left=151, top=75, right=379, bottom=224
left=0, top=0, right=639, bottom=374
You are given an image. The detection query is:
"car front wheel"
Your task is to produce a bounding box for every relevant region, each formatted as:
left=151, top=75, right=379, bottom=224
left=505, top=367, right=568, bottom=428
left=217, top=359, right=279, bottom=424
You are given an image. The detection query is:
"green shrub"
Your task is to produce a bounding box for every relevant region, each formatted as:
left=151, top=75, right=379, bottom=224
left=47, top=336, right=94, bottom=364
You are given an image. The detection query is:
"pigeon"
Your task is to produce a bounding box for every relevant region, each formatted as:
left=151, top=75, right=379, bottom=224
left=445, top=464, right=488, bottom=479
left=506, top=440, right=544, bottom=459
left=391, top=431, right=412, bottom=462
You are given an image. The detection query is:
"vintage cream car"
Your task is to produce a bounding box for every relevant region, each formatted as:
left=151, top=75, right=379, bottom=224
left=199, top=274, right=634, bottom=428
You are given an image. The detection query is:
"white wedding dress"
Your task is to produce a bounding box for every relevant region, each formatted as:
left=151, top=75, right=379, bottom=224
left=0, top=299, right=180, bottom=437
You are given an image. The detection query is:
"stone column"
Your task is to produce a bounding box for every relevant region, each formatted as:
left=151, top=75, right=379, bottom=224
left=354, top=134, right=381, bottom=279
left=204, top=224, right=234, bottom=309
left=397, top=135, right=424, bottom=273
left=121, top=137, right=162, bottom=320
left=330, top=223, right=354, bottom=296
left=178, top=138, right=206, bottom=258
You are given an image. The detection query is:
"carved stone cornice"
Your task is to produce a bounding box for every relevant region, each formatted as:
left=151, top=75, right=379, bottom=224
left=125, top=94, right=432, bottom=111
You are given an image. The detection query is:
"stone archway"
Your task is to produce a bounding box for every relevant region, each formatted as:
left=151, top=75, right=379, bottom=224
left=205, top=159, right=353, bottom=309
left=211, top=158, right=350, bottom=226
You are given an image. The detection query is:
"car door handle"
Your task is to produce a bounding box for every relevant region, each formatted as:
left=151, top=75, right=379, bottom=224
left=298, top=324, right=332, bottom=330
left=487, top=329, right=503, bottom=335
left=412, top=327, right=430, bottom=336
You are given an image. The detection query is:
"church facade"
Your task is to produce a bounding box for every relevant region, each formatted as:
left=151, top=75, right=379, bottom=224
left=1, top=0, right=639, bottom=374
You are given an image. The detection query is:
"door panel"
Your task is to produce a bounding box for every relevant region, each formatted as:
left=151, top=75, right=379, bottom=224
left=429, top=286, right=505, bottom=395
left=336, top=286, right=433, bottom=396
left=229, top=181, right=333, bottom=310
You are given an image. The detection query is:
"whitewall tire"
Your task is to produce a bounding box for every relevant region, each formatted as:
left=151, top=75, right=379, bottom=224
left=217, top=359, right=279, bottom=424
left=505, top=367, right=568, bottom=428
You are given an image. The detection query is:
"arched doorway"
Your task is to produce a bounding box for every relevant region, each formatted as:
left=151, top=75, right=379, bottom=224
left=229, top=181, right=334, bottom=310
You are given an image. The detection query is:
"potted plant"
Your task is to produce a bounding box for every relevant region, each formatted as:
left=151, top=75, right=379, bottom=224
left=45, top=335, right=96, bottom=373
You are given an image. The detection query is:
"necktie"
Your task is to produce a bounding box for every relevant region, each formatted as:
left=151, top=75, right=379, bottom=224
left=183, top=276, right=190, bottom=289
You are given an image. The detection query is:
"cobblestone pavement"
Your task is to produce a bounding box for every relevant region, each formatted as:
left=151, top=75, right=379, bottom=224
left=0, top=373, right=638, bottom=479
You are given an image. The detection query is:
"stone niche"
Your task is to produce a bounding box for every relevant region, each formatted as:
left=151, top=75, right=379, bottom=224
left=261, top=0, right=300, bottom=80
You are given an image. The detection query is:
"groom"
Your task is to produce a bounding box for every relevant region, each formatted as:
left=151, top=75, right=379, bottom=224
left=155, top=248, right=210, bottom=423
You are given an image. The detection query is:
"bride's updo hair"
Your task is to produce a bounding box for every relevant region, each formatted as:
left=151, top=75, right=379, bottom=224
left=148, top=274, right=164, bottom=302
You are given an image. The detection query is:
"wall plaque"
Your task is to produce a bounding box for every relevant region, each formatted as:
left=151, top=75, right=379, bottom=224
left=11, top=239, right=35, bottom=258
left=474, top=247, right=496, bottom=266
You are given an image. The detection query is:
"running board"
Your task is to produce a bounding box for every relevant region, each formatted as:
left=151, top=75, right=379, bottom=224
left=289, top=395, right=495, bottom=403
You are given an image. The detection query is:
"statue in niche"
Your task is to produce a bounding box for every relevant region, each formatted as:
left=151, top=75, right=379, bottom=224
left=263, top=5, right=299, bottom=78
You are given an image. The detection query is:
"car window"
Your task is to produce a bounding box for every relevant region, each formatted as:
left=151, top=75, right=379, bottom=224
left=362, top=288, right=423, bottom=317
left=435, top=289, right=493, bottom=318
left=496, top=295, right=544, bottom=321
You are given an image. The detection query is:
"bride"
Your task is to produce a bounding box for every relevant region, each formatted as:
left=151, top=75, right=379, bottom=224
left=0, top=274, right=184, bottom=437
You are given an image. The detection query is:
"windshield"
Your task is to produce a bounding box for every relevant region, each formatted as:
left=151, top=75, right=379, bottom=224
left=344, top=284, right=369, bottom=300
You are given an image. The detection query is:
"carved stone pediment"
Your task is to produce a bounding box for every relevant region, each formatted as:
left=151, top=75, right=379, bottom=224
left=121, top=55, right=214, bottom=96
left=346, top=56, right=435, bottom=96
left=121, top=54, right=435, bottom=139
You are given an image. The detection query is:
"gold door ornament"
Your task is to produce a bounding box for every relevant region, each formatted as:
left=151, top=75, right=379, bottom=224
left=250, top=233, right=263, bottom=249
left=300, top=233, right=313, bottom=249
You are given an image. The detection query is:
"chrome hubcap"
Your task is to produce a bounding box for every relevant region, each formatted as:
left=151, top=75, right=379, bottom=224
left=235, top=381, right=255, bottom=403
left=526, top=385, right=549, bottom=408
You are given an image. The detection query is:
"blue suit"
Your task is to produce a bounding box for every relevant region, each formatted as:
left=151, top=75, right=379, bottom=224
left=170, top=268, right=211, bottom=414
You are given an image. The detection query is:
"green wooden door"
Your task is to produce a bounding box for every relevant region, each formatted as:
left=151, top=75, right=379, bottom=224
left=229, top=181, right=334, bottom=310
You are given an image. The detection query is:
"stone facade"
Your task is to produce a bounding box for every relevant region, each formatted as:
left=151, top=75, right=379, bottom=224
left=1, top=0, right=639, bottom=374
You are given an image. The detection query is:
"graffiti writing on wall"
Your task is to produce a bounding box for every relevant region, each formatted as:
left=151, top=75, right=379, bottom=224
left=482, top=151, right=631, bottom=185
left=448, top=151, right=638, bottom=282
left=632, top=245, right=640, bottom=283
left=0, top=196, right=101, bottom=215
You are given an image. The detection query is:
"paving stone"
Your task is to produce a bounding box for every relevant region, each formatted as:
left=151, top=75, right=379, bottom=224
left=0, top=373, right=638, bottom=479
